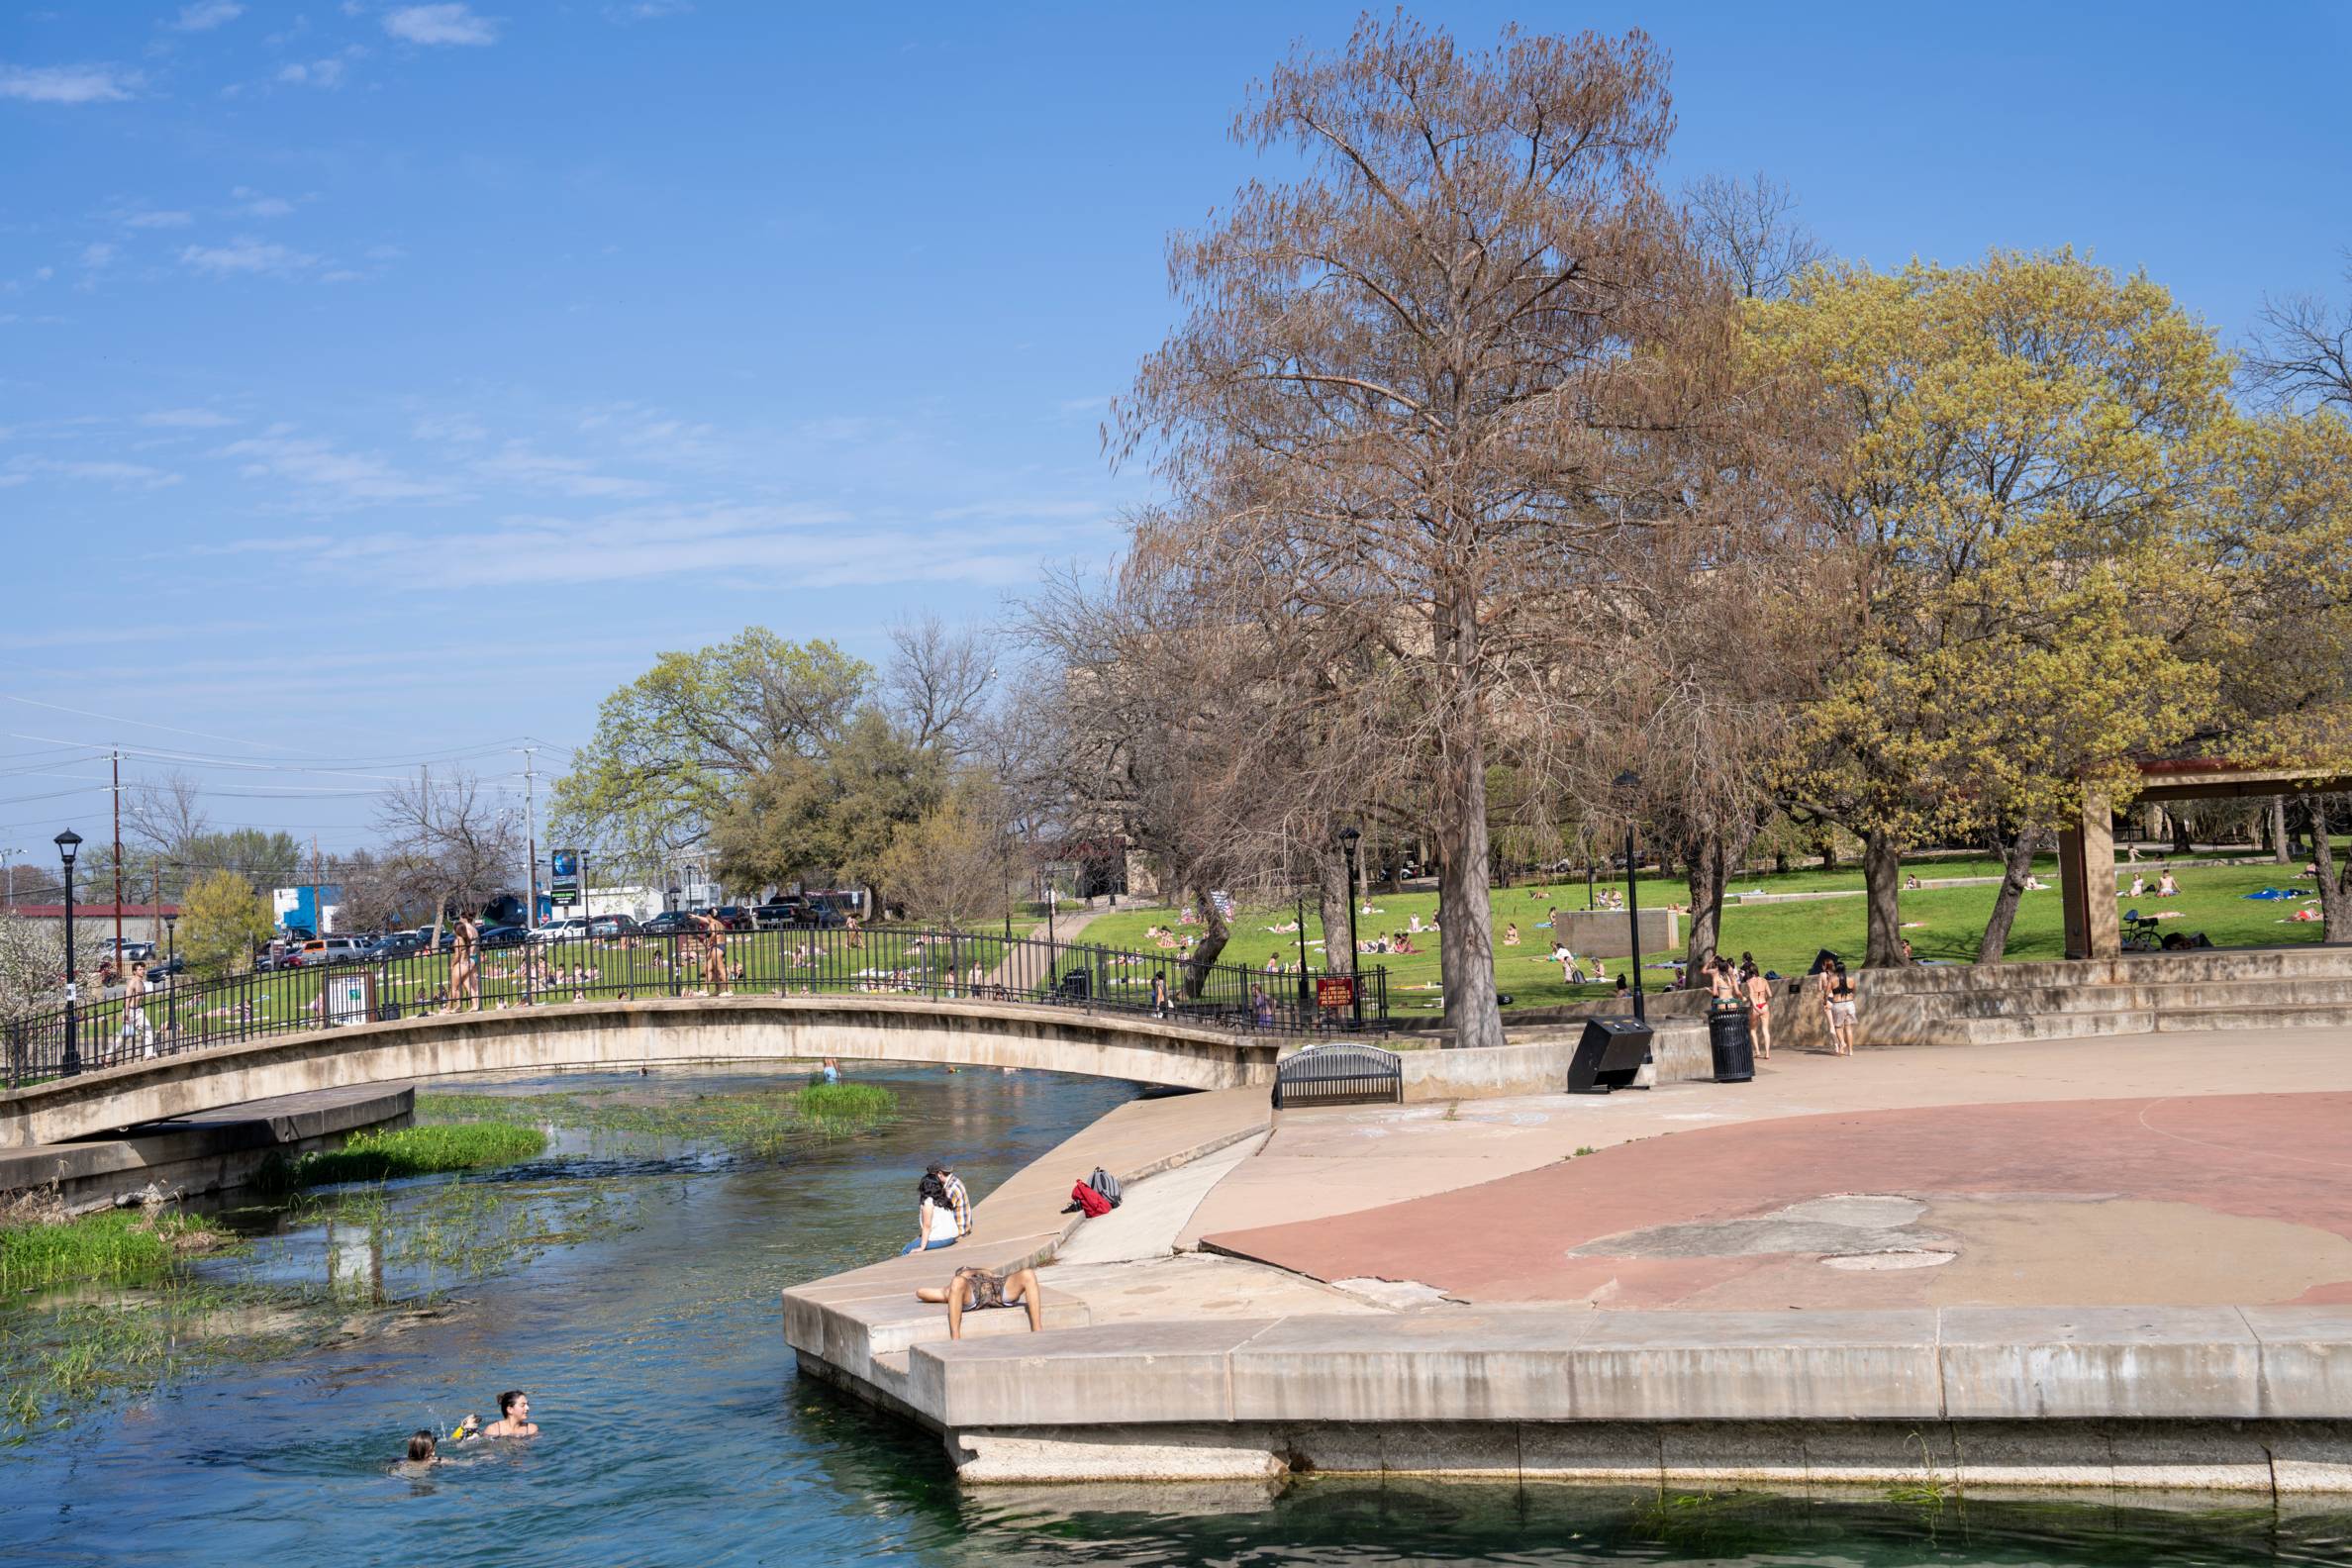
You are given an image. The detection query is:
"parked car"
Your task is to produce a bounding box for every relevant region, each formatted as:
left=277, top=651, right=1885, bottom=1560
left=477, top=924, right=530, bottom=949
left=751, top=901, right=804, bottom=929
left=639, top=911, right=696, bottom=937
left=288, top=935, right=369, bottom=968
left=362, top=932, right=429, bottom=962
left=794, top=905, right=847, bottom=930
left=587, top=914, right=640, bottom=938
left=532, top=918, right=587, bottom=945
left=711, top=906, right=755, bottom=931
left=147, top=954, right=186, bottom=980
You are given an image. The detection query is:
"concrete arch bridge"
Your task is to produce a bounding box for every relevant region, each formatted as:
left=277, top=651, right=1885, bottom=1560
left=0, top=995, right=1285, bottom=1150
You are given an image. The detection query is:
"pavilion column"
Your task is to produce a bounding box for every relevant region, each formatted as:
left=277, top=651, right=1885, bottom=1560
left=2058, top=790, right=2119, bottom=961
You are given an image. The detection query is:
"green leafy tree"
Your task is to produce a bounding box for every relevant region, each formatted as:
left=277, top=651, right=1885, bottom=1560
left=180, top=869, right=272, bottom=978
left=711, top=710, right=948, bottom=914
left=550, top=631, right=870, bottom=876
left=1754, top=250, right=2234, bottom=963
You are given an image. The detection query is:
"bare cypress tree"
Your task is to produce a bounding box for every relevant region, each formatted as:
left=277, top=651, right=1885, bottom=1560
left=1114, top=16, right=1682, bottom=1048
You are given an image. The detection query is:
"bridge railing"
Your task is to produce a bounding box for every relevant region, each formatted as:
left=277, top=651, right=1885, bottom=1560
left=0, top=924, right=1391, bottom=1087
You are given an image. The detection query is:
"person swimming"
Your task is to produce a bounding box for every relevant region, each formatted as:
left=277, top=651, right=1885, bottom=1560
left=406, top=1429, right=440, bottom=1464
left=480, top=1390, right=538, bottom=1437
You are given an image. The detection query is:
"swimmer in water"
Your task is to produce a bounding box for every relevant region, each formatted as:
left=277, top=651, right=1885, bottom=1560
left=404, top=1429, right=441, bottom=1466
left=480, top=1389, right=538, bottom=1437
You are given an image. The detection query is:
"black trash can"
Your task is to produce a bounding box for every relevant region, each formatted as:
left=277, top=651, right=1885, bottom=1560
left=1708, top=999, right=1755, bottom=1083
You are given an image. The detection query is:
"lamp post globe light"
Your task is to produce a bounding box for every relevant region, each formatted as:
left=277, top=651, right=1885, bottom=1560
left=1337, top=827, right=1362, bottom=1029
left=54, top=829, right=82, bottom=1077
left=1611, top=772, right=1645, bottom=1024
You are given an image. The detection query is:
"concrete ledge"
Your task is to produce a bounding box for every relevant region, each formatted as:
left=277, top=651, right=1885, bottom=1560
left=1383, top=1022, right=1711, bottom=1102
left=931, top=1416, right=2352, bottom=1492
left=0, top=1085, right=413, bottom=1212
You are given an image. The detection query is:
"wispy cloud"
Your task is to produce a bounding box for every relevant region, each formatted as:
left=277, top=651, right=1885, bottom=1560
left=0, top=63, right=140, bottom=104
left=168, top=1, right=245, bottom=31
left=143, top=408, right=240, bottom=429
left=382, top=4, right=498, bottom=46
left=606, top=1, right=693, bottom=20
left=218, top=428, right=460, bottom=506
left=7, top=455, right=182, bottom=490
left=111, top=206, right=192, bottom=229
left=77, top=243, right=116, bottom=270
left=230, top=187, right=297, bottom=218
left=179, top=237, right=318, bottom=276
left=276, top=57, right=345, bottom=88
left=471, top=441, right=658, bottom=499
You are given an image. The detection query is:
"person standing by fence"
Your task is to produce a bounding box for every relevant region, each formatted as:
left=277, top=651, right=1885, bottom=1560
left=119, top=961, right=155, bottom=1058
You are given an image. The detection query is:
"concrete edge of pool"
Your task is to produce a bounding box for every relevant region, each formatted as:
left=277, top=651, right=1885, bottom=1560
left=781, top=1081, right=2352, bottom=1499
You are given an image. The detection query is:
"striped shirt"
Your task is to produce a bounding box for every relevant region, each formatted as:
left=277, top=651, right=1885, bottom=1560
left=942, top=1173, right=972, bottom=1237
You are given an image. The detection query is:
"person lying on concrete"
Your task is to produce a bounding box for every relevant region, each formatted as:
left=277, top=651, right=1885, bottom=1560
left=915, top=1265, right=1042, bottom=1339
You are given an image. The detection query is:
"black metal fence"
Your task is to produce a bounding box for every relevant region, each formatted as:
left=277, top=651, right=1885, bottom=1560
left=1271, top=1042, right=1405, bottom=1109
left=0, top=925, right=1390, bottom=1088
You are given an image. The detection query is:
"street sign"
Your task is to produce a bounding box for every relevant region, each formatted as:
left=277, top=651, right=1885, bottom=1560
left=551, top=848, right=580, bottom=909
left=1316, top=976, right=1356, bottom=1011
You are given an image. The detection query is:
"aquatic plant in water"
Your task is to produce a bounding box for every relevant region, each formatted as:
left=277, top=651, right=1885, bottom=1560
left=253, top=1121, right=549, bottom=1193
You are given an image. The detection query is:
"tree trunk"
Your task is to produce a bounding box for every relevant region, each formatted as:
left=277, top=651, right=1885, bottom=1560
left=1817, top=832, right=1838, bottom=872
left=2271, top=796, right=2292, bottom=864
left=2169, top=811, right=2194, bottom=857
left=1315, top=844, right=1354, bottom=977
left=1179, top=881, right=1229, bottom=998
left=1681, top=831, right=1729, bottom=974
left=1433, top=591, right=1506, bottom=1050
left=2310, top=798, right=2351, bottom=943
left=1974, top=826, right=2042, bottom=965
left=1862, top=831, right=1909, bottom=968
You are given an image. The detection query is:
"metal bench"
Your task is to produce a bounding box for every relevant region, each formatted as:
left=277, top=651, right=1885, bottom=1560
left=1272, top=1042, right=1403, bottom=1110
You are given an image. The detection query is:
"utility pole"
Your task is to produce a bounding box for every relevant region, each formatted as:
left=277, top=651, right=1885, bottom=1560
left=111, top=749, right=126, bottom=961
left=519, top=746, right=539, bottom=931
left=312, top=834, right=324, bottom=935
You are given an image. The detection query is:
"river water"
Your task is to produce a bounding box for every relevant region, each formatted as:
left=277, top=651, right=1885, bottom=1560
left=1, top=1065, right=2346, bottom=1567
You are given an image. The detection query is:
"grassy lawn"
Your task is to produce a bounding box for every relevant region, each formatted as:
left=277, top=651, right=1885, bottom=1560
left=1079, top=854, right=2331, bottom=1017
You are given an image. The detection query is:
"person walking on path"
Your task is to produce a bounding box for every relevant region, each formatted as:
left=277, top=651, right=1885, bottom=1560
left=119, top=961, right=156, bottom=1058
left=1150, top=971, right=1171, bottom=1018
left=446, top=913, right=482, bottom=1014
left=1740, top=955, right=1773, bottom=1061
left=1821, top=961, right=1858, bottom=1056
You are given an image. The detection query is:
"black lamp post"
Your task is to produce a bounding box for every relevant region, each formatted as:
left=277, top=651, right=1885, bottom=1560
left=1294, top=885, right=1312, bottom=1009
left=163, top=911, right=177, bottom=1045
left=1612, top=772, right=1645, bottom=1023
left=1337, top=827, right=1362, bottom=1029
left=55, top=830, right=81, bottom=1077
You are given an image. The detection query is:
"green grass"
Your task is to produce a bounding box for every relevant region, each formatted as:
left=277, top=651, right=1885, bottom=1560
left=257, top=1122, right=548, bottom=1192
left=1081, top=852, right=2335, bottom=1013
left=0, top=1208, right=220, bottom=1295
left=418, top=1080, right=898, bottom=1154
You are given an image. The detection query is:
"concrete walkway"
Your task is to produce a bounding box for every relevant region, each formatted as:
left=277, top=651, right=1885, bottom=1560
left=788, top=1022, right=2352, bottom=1493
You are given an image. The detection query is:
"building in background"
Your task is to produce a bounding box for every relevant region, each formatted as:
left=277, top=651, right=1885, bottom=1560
left=272, top=885, right=343, bottom=935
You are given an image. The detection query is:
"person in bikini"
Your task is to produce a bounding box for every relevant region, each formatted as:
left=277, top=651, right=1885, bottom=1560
left=698, top=911, right=730, bottom=995
left=1821, top=960, right=1858, bottom=1055
left=915, top=1264, right=1042, bottom=1339
left=1741, top=955, right=1773, bottom=1060
left=446, top=913, right=481, bottom=1014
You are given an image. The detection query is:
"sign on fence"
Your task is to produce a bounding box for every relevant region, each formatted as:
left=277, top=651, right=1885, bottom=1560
left=327, top=973, right=372, bottom=1027
left=1316, top=975, right=1356, bottom=1011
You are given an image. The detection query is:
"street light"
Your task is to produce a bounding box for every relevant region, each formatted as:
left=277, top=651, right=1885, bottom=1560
left=1611, top=772, right=1645, bottom=1023
left=1337, top=827, right=1363, bottom=1029
left=54, top=830, right=82, bottom=1077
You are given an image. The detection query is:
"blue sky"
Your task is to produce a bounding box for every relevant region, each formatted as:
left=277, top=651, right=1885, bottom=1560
left=3, top=1, right=2347, bottom=859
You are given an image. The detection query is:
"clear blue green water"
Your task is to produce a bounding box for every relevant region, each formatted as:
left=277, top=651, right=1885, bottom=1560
left=1, top=1065, right=2346, bottom=1566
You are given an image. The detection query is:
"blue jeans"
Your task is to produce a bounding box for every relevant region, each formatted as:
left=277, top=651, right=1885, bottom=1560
left=900, top=1235, right=958, bottom=1255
